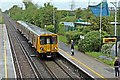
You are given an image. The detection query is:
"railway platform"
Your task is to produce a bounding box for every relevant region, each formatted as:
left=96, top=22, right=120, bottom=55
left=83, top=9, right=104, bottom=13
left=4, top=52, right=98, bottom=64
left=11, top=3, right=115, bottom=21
left=0, top=24, right=16, bottom=79
left=58, top=41, right=116, bottom=79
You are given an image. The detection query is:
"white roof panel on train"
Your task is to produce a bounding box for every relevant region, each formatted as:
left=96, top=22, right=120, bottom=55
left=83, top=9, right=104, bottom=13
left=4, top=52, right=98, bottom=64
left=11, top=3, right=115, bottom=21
left=17, top=21, right=54, bottom=36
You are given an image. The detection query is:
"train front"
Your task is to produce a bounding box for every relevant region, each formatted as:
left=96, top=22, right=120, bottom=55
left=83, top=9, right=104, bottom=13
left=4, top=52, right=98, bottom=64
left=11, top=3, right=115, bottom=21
left=38, top=34, right=58, bottom=58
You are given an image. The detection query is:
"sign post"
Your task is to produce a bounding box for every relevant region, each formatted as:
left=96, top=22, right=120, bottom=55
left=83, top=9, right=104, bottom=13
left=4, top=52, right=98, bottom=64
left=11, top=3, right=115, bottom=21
left=103, top=36, right=117, bottom=57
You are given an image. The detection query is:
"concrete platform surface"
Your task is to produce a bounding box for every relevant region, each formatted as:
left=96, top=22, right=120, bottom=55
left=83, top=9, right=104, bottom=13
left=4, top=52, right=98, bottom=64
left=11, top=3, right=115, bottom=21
left=58, top=41, right=116, bottom=79
left=0, top=24, right=16, bottom=79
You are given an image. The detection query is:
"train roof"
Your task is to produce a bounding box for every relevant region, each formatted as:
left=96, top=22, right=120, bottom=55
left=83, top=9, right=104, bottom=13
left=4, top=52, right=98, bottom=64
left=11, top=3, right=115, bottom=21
left=17, top=20, right=55, bottom=36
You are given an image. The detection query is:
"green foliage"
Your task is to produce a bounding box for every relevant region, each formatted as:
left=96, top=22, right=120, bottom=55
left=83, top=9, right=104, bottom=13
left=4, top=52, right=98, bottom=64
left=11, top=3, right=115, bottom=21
left=80, top=8, right=93, bottom=21
left=58, top=35, right=67, bottom=43
left=109, top=12, right=114, bottom=22
left=89, top=17, right=114, bottom=35
left=77, top=26, right=92, bottom=34
left=41, top=3, right=54, bottom=26
left=22, top=2, right=38, bottom=24
left=58, top=10, right=69, bottom=18
left=101, top=44, right=114, bottom=56
left=9, top=5, right=23, bottom=20
left=54, top=8, right=61, bottom=33
left=23, top=1, right=33, bottom=9
left=57, top=24, right=65, bottom=35
left=75, top=8, right=82, bottom=19
left=61, top=16, right=76, bottom=22
left=65, top=31, right=84, bottom=44
left=44, top=25, right=54, bottom=32
left=8, top=2, right=61, bottom=33
left=118, top=7, right=120, bottom=22
left=78, top=31, right=109, bottom=52
left=0, top=10, right=3, bottom=23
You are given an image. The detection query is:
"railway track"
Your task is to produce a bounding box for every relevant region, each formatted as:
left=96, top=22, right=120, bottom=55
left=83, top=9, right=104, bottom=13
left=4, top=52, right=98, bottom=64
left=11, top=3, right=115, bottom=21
left=3, top=14, right=42, bottom=79
left=39, top=58, right=81, bottom=79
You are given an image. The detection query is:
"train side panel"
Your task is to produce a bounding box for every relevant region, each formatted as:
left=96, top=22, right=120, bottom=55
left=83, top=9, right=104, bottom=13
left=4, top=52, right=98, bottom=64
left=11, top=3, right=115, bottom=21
left=36, top=36, right=41, bottom=53
left=17, top=22, right=38, bottom=49
left=32, top=34, right=38, bottom=49
left=16, top=22, right=22, bottom=32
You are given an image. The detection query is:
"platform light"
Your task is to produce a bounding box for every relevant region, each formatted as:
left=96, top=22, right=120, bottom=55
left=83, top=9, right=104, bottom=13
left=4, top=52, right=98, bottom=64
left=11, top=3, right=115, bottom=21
left=103, top=38, right=117, bottom=43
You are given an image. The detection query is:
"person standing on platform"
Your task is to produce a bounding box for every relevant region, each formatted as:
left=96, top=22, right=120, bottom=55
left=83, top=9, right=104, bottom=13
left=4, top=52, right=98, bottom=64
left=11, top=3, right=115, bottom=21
left=71, top=40, right=74, bottom=56
left=114, top=58, right=120, bottom=77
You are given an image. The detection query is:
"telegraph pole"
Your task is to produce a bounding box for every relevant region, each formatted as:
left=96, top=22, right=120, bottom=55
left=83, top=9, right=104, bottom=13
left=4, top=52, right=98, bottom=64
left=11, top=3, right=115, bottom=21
left=70, top=0, right=75, bottom=16
left=50, top=0, right=56, bottom=33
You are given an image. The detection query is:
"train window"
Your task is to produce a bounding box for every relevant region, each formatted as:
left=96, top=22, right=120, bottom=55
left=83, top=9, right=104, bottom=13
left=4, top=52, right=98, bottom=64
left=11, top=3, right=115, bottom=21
left=47, top=38, right=50, bottom=44
left=51, top=36, right=57, bottom=44
left=40, top=36, right=57, bottom=44
left=40, top=36, right=45, bottom=45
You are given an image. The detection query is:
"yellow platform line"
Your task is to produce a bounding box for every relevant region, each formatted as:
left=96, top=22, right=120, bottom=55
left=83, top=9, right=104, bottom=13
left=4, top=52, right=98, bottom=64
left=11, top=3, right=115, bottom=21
left=59, top=48, right=105, bottom=78
left=4, top=29, right=8, bottom=79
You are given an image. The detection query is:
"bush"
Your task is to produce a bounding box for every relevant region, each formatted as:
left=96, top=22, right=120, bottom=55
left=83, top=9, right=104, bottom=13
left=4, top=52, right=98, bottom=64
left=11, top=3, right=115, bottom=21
left=0, top=12, right=3, bottom=24
left=57, top=24, right=66, bottom=35
left=78, top=31, right=109, bottom=52
left=77, top=26, right=92, bottom=34
left=44, top=25, right=54, bottom=33
left=61, top=16, right=76, bottom=22
left=101, top=44, right=114, bottom=56
left=65, top=31, right=84, bottom=44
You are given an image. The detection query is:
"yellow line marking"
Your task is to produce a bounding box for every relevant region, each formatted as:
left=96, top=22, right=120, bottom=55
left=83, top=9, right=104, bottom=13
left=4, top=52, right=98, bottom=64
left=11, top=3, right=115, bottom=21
left=59, top=48, right=105, bottom=78
left=4, top=28, right=8, bottom=79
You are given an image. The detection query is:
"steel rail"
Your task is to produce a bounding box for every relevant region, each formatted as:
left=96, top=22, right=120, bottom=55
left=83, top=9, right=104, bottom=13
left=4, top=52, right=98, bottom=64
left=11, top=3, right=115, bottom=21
left=54, top=59, right=75, bottom=79
left=4, top=15, right=43, bottom=79
left=9, top=17, right=43, bottom=79
left=3, top=15, right=23, bottom=79
left=39, top=60, right=58, bottom=80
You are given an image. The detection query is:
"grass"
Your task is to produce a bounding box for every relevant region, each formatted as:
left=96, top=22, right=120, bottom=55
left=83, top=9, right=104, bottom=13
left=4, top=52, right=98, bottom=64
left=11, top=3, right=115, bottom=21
left=0, top=11, right=3, bottom=24
left=58, top=35, right=67, bottom=43
left=86, top=52, right=115, bottom=66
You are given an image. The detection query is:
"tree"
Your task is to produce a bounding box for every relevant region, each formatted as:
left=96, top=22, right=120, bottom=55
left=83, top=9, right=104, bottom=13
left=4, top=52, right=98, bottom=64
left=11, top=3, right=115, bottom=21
left=75, top=8, right=82, bottom=19
left=39, top=2, right=61, bottom=33
left=8, top=5, right=23, bottom=20
left=90, top=17, right=114, bottom=35
left=58, top=10, right=69, bottom=18
left=118, top=7, right=120, bottom=22
left=23, top=0, right=32, bottom=9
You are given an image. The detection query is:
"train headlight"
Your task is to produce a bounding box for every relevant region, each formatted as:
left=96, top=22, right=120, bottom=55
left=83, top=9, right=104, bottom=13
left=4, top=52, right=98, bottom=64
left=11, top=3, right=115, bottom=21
left=54, top=47, right=57, bottom=50
left=40, top=47, right=44, bottom=51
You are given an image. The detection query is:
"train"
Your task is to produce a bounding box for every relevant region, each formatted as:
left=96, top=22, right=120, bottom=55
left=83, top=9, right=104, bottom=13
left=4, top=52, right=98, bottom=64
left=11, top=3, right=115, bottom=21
left=16, top=21, right=58, bottom=58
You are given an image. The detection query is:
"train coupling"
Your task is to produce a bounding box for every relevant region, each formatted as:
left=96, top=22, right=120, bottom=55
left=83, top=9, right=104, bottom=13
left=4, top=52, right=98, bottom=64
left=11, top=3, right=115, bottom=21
left=46, top=53, right=52, bottom=58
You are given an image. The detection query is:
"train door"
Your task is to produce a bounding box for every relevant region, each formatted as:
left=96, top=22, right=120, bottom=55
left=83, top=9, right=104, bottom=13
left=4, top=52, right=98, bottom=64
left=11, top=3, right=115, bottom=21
left=46, top=37, right=51, bottom=52
left=40, top=36, right=51, bottom=53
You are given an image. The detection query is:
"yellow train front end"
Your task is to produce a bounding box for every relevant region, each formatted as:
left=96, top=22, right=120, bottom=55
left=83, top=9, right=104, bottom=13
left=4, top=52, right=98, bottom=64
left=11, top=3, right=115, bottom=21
left=36, top=34, right=58, bottom=58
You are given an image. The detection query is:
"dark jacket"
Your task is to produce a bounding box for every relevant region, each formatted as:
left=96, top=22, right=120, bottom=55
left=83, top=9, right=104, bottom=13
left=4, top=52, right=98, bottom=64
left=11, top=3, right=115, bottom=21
left=114, top=60, right=120, bottom=68
left=71, top=43, right=74, bottom=49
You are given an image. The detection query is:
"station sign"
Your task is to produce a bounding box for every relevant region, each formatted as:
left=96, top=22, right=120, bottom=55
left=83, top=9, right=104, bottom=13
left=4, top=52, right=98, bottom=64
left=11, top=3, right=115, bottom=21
left=103, top=37, right=117, bottom=43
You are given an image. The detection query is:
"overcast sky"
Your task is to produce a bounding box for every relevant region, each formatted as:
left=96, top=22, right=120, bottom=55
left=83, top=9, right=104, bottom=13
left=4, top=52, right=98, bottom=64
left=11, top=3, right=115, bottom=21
left=0, top=0, right=119, bottom=12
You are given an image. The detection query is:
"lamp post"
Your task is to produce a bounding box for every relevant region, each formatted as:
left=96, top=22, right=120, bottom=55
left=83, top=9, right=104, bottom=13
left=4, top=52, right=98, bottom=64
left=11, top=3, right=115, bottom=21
left=111, top=1, right=117, bottom=36
left=111, top=0, right=118, bottom=57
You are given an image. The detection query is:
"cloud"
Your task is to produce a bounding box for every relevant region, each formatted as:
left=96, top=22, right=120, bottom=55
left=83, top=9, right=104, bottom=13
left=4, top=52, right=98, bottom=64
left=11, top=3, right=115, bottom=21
left=118, top=1, right=120, bottom=7
left=0, top=0, right=23, bottom=2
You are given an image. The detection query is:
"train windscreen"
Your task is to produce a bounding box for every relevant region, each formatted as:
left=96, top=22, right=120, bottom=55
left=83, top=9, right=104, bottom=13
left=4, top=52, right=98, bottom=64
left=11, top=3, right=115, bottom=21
left=40, top=36, right=57, bottom=44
